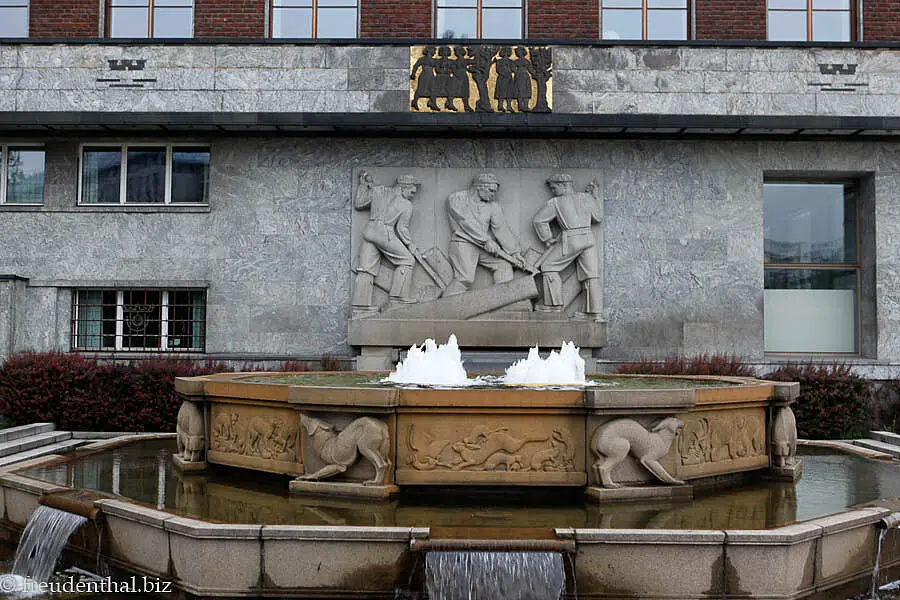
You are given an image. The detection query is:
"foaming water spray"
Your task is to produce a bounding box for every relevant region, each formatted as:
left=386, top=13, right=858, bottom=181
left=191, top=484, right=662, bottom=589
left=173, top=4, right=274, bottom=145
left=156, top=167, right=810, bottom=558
left=387, top=335, right=471, bottom=386
left=503, top=341, right=585, bottom=386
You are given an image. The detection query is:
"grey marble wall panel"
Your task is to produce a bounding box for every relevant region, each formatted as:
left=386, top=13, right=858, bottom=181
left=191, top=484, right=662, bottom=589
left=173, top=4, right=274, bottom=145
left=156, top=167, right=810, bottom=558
left=3, top=136, right=900, bottom=363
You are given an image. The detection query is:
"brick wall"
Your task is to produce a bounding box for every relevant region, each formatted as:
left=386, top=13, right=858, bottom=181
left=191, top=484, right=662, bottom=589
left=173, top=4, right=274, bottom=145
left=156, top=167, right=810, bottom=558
left=863, top=1, right=900, bottom=41
left=195, top=0, right=266, bottom=37
left=360, top=0, right=431, bottom=38
left=529, top=0, right=598, bottom=38
left=694, top=0, right=766, bottom=40
left=30, top=0, right=99, bottom=37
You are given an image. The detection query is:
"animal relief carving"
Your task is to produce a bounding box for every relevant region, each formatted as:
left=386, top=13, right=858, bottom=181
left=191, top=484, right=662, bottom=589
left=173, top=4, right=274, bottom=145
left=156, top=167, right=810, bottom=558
left=176, top=401, right=205, bottom=462
left=298, top=415, right=391, bottom=485
left=407, top=424, right=575, bottom=472
left=210, top=410, right=298, bottom=462
left=591, top=418, right=684, bottom=489
left=678, top=414, right=763, bottom=467
left=771, top=406, right=797, bottom=469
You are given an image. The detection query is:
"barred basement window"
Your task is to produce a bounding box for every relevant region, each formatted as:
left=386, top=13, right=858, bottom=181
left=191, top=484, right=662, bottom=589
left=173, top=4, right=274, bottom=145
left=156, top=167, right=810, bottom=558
left=0, top=1, right=29, bottom=38
left=72, top=289, right=206, bottom=352
left=601, top=0, right=689, bottom=40
left=79, top=144, right=210, bottom=205
left=270, top=0, right=359, bottom=38
left=108, top=0, right=194, bottom=38
left=436, top=0, right=524, bottom=39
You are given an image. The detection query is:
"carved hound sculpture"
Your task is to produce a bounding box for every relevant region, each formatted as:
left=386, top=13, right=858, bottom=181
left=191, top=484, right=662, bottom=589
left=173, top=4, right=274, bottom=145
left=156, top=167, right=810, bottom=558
left=591, top=417, right=685, bottom=489
left=298, top=414, right=391, bottom=485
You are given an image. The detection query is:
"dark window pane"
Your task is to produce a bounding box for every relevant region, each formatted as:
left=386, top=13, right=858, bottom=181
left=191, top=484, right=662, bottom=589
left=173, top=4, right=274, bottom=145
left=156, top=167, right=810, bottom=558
left=82, top=149, right=122, bottom=204
left=7, top=149, right=44, bottom=204
left=122, top=290, right=161, bottom=349
left=764, top=183, right=857, bottom=265
left=168, top=290, right=205, bottom=350
left=126, top=147, right=165, bottom=204
left=171, top=148, right=209, bottom=203
left=74, top=290, right=117, bottom=350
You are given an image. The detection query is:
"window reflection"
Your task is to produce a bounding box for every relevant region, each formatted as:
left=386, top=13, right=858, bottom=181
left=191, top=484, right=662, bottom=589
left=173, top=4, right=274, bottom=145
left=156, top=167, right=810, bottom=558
left=767, top=0, right=851, bottom=41
left=109, top=0, right=194, bottom=37
left=436, top=0, right=523, bottom=39
left=271, top=0, right=357, bottom=38
left=0, top=1, right=28, bottom=37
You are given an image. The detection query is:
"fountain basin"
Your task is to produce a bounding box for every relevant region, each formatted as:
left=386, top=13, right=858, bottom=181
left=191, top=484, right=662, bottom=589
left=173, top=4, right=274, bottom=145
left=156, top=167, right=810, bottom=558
left=1, top=438, right=900, bottom=598
left=173, top=372, right=798, bottom=499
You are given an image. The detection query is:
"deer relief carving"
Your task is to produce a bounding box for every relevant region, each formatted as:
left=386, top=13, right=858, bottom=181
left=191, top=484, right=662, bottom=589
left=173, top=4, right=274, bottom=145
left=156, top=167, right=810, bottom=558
left=297, top=414, right=391, bottom=485
left=591, top=418, right=685, bottom=489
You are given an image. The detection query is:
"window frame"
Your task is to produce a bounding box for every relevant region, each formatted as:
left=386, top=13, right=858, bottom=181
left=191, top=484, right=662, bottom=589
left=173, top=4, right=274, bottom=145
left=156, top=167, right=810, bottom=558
left=77, top=142, right=210, bottom=206
left=0, top=1, right=29, bottom=38
left=71, top=288, right=207, bottom=353
left=763, top=178, right=862, bottom=356
left=106, top=0, right=195, bottom=38
left=600, top=0, right=691, bottom=41
left=434, top=0, right=526, bottom=40
left=766, top=0, right=856, bottom=42
left=0, top=143, right=44, bottom=205
left=268, top=0, right=360, bottom=38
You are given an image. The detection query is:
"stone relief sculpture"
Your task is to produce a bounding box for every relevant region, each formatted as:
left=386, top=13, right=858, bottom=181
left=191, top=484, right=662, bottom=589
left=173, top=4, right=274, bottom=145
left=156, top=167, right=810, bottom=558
left=351, top=171, right=421, bottom=313
left=533, top=174, right=604, bottom=319
left=410, top=45, right=552, bottom=113
left=297, top=414, right=391, bottom=485
left=590, top=417, right=685, bottom=489
left=407, top=424, right=575, bottom=472
left=210, top=410, right=298, bottom=462
left=176, top=401, right=205, bottom=462
left=678, top=415, right=764, bottom=466
left=443, top=173, right=527, bottom=297
left=771, top=406, right=798, bottom=468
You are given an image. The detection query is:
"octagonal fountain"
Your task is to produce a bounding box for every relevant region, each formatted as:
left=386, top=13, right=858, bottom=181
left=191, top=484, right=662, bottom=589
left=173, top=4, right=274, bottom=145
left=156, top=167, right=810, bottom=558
left=3, top=338, right=900, bottom=599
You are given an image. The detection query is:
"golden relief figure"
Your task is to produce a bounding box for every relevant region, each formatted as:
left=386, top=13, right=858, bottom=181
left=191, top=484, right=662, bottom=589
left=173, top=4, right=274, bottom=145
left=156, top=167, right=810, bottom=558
left=410, top=45, right=552, bottom=113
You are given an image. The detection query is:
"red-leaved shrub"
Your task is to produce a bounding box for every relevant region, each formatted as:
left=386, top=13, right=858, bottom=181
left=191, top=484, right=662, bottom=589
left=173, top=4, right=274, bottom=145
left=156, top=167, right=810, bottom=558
left=616, top=354, right=756, bottom=377
left=763, top=362, right=873, bottom=440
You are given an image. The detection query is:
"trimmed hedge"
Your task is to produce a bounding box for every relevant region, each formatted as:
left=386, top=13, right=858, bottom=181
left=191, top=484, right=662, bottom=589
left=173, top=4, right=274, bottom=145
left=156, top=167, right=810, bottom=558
left=0, top=352, right=232, bottom=432
left=617, top=354, right=874, bottom=440
left=615, top=354, right=756, bottom=377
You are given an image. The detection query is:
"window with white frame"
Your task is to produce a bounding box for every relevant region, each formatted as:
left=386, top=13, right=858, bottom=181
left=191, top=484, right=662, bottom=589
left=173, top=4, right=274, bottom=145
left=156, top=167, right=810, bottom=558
left=108, top=0, right=194, bottom=38
left=72, top=289, right=206, bottom=352
left=0, top=145, right=44, bottom=204
left=767, top=0, right=852, bottom=41
left=601, top=0, right=689, bottom=40
left=764, top=181, right=859, bottom=353
left=80, top=144, right=209, bottom=205
left=270, top=0, right=359, bottom=38
left=436, top=0, right=524, bottom=39
left=0, top=1, right=29, bottom=38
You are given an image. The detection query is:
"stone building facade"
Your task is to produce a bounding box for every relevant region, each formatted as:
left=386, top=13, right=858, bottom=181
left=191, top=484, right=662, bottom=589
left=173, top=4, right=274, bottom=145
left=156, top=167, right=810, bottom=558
left=0, top=2, right=898, bottom=374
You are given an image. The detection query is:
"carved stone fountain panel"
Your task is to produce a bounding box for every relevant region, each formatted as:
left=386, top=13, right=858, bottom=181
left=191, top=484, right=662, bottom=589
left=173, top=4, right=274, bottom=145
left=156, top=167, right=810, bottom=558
left=677, top=407, right=768, bottom=480
left=396, top=411, right=585, bottom=486
left=299, top=411, right=397, bottom=486
left=208, top=402, right=302, bottom=476
left=587, top=415, right=682, bottom=487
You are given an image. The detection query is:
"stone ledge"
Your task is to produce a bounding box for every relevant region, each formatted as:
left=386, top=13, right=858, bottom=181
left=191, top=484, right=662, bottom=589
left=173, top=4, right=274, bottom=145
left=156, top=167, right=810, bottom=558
left=288, top=480, right=399, bottom=500
left=261, top=525, right=419, bottom=541
left=570, top=528, right=726, bottom=544
left=584, top=483, right=693, bottom=503
left=165, top=517, right=262, bottom=539
left=95, top=499, right=174, bottom=527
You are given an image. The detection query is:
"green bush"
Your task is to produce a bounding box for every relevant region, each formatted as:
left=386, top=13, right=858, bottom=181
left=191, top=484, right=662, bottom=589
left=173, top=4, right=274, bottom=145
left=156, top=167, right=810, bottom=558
left=763, top=362, right=874, bottom=440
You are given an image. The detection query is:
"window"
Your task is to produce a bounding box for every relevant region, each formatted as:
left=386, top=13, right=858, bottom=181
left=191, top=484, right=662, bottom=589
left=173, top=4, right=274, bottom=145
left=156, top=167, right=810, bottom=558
left=767, top=0, right=852, bottom=41
left=72, top=289, right=206, bottom=352
left=80, top=144, right=209, bottom=205
left=0, top=145, right=44, bottom=204
left=108, top=0, right=194, bottom=38
left=270, top=0, right=358, bottom=38
left=0, top=1, right=28, bottom=37
left=601, top=0, right=688, bottom=40
left=436, top=0, right=524, bottom=39
left=764, top=181, right=858, bottom=353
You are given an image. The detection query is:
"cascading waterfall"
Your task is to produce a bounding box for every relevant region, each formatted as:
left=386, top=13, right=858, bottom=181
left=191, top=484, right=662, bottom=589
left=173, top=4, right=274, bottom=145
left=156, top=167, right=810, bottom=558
left=0, top=505, right=87, bottom=596
left=871, top=528, right=888, bottom=600
left=425, top=551, right=565, bottom=600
